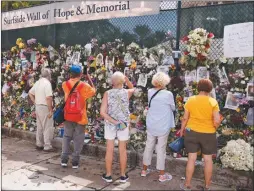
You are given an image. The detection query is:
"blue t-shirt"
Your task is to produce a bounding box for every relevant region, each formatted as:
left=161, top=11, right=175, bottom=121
left=146, top=88, right=175, bottom=136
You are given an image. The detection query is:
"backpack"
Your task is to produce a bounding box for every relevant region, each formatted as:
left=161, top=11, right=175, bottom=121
left=64, top=80, right=85, bottom=123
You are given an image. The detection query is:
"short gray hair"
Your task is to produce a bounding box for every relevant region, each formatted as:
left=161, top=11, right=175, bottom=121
left=111, top=71, right=125, bottom=85
left=41, top=68, right=51, bottom=81
left=152, top=72, right=170, bottom=88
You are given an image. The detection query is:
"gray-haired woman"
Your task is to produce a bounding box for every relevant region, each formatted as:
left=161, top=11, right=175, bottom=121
left=100, top=71, right=134, bottom=183
left=141, top=72, right=175, bottom=182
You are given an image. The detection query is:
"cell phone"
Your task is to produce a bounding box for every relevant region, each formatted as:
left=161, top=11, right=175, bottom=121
left=83, top=65, right=88, bottom=75
left=83, top=62, right=88, bottom=75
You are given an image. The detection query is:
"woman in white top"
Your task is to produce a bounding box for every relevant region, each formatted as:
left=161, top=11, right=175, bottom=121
left=141, top=72, right=176, bottom=182
left=100, top=72, right=134, bottom=183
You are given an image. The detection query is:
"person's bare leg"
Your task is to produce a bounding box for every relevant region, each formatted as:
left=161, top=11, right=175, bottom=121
left=203, top=154, right=213, bottom=188
left=185, top=153, right=197, bottom=187
left=118, top=140, right=127, bottom=176
left=105, top=139, right=114, bottom=176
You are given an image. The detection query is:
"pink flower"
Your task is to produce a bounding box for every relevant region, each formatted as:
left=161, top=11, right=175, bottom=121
left=88, top=56, right=95, bottom=61
left=207, top=33, right=214, bottom=39
left=27, top=38, right=37, bottom=45
left=181, top=36, right=189, bottom=42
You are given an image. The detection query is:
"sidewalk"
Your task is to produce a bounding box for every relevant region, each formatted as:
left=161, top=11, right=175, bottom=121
left=1, top=136, right=233, bottom=190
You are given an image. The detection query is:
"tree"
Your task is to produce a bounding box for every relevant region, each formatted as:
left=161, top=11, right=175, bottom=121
left=121, top=32, right=137, bottom=46
left=133, top=25, right=151, bottom=48
left=1, top=1, right=46, bottom=11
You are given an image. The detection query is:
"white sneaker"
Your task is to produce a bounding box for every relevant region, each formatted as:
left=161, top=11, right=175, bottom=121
left=159, top=173, right=172, bottom=182
left=141, top=169, right=151, bottom=177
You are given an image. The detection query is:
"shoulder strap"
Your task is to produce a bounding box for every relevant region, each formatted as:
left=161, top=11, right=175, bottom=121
left=77, top=82, right=85, bottom=92
left=148, top=89, right=162, bottom=108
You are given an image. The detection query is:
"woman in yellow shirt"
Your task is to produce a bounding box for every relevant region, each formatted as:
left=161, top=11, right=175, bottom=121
left=180, top=79, right=221, bottom=190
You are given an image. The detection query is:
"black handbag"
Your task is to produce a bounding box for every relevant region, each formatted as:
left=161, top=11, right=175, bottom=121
left=53, top=81, right=80, bottom=125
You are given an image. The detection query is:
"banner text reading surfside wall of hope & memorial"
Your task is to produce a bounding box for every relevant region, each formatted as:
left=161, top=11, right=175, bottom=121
left=2, top=1, right=160, bottom=31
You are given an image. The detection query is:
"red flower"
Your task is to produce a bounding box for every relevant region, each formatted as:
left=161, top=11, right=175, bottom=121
left=7, top=82, right=12, bottom=87
left=181, top=36, right=189, bottom=42
left=184, top=51, right=189, bottom=55
left=197, top=53, right=206, bottom=61
left=207, top=33, right=214, bottom=38
left=243, top=129, right=250, bottom=136
left=205, top=43, right=210, bottom=49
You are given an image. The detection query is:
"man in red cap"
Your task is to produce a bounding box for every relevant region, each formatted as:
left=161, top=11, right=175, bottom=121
left=61, top=65, right=95, bottom=169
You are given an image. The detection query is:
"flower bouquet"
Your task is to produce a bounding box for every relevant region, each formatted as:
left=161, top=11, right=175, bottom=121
left=181, top=28, right=214, bottom=69
left=219, top=139, right=253, bottom=171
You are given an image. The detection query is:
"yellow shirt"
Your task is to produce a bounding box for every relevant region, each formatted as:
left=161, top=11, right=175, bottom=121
left=184, top=95, right=220, bottom=133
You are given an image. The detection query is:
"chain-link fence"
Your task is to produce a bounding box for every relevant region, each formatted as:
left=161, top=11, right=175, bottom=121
left=2, top=1, right=254, bottom=59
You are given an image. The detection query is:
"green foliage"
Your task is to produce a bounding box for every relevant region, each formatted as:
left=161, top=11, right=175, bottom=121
left=1, top=1, right=46, bottom=11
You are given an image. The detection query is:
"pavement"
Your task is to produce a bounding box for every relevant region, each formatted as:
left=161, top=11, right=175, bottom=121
left=1, top=136, right=234, bottom=190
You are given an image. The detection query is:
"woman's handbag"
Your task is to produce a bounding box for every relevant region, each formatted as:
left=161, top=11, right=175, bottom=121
left=53, top=81, right=80, bottom=125
left=116, top=122, right=128, bottom=131
left=168, top=137, right=184, bottom=153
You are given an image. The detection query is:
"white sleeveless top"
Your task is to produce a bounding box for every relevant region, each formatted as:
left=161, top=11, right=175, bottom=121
left=105, top=88, right=130, bottom=130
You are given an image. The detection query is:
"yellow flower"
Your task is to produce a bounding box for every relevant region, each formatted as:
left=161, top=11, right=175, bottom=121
left=90, top=61, right=97, bottom=68
left=101, top=66, right=106, bottom=71
left=243, top=117, right=247, bottom=122
left=18, top=43, right=25, bottom=49
left=6, top=64, right=11, bottom=71
left=11, top=100, right=17, bottom=106
left=11, top=46, right=17, bottom=52
left=116, top=60, right=121, bottom=65
left=130, top=114, right=137, bottom=120
left=41, top=47, right=47, bottom=53
left=236, top=108, right=240, bottom=112
left=130, top=61, right=137, bottom=69
left=16, top=38, right=23, bottom=45
left=20, top=81, right=25, bottom=85
left=179, top=56, right=186, bottom=64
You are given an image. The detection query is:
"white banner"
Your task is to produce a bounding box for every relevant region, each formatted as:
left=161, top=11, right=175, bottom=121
left=1, top=1, right=160, bottom=31
left=224, top=22, right=254, bottom=58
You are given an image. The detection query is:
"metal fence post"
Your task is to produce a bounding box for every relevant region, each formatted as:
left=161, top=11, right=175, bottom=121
left=173, top=1, right=182, bottom=72
left=176, top=1, right=182, bottom=50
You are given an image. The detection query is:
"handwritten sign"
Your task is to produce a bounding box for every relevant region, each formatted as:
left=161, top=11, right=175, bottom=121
left=224, top=22, right=253, bottom=58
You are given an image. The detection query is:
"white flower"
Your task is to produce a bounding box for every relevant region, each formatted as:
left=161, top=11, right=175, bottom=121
left=98, top=74, right=104, bottom=80
left=67, top=50, right=72, bottom=56
left=219, top=57, right=227, bottom=63
left=158, top=48, right=166, bottom=55
left=60, top=44, right=66, bottom=49
left=190, top=51, right=197, bottom=57
left=201, top=52, right=208, bottom=57
left=220, top=139, right=253, bottom=171
left=97, top=93, right=102, bottom=99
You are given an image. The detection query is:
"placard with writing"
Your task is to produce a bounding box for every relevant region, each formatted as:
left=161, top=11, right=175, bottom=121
left=224, top=22, right=254, bottom=58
